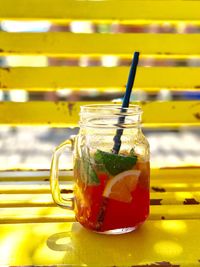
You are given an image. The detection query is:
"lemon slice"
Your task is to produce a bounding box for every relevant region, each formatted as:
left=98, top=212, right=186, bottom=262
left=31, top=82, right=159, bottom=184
left=103, top=170, right=141, bottom=203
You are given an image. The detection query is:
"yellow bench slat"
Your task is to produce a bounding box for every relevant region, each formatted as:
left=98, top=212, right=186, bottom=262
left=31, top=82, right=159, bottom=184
left=151, top=167, right=200, bottom=180
left=150, top=192, right=200, bottom=205
left=151, top=181, right=200, bottom=192
left=1, top=179, right=200, bottom=194
left=0, top=168, right=200, bottom=207
left=0, top=205, right=200, bottom=224
left=1, top=32, right=200, bottom=55
left=0, top=182, right=73, bottom=194
left=0, top=101, right=199, bottom=127
left=0, top=194, right=56, bottom=207
left=0, top=166, right=200, bottom=182
left=0, top=207, right=74, bottom=224
left=150, top=205, right=200, bottom=220
left=0, top=0, right=200, bottom=21
left=1, top=167, right=200, bottom=181
left=1, top=67, right=200, bottom=90
left=0, top=170, right=73, bottom=182
left=0, top=191, right=200, bottom=207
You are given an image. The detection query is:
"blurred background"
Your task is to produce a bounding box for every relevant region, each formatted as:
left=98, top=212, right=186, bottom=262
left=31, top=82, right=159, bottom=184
left=0, top=20, right=200, bottom=170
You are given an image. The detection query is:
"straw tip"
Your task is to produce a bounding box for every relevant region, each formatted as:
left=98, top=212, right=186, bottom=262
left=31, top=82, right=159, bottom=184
left=134, top=51, right=140, bottom=57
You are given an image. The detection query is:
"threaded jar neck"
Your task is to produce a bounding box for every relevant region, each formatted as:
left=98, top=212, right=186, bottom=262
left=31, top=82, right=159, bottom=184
left=80, top=104, right=142, bottom=129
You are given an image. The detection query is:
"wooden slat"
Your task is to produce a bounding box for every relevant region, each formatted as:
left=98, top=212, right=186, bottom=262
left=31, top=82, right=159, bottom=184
left=0, top=101, right=199, bottom=127
left=1, top=67, right=200, bottom=90
left=1, top=168, right=200, bottom=195
left=0, top=191, right=200, bottom=207
left=0, top=182, right=73, bottom=194
left=151, top=184, right=200, bottom=193
left=0, top=194, right=56, bottom=207
left=0, top=0, right=200, bottom=21
left=1, top=178, right=200, bottom=194
left=0, top=168, right=200, bottom=207
left=0, top=170, right=73, bottom=182
left=1, top=181, right=200, bottom=194
left=151, top=192, right=200, bottom=205
left=150, top=205, right=200, bottom=220
left=0, top=207, right=74, bottom=224
left=1, top=32, right=200, bottom=55
left=0, top=204, right=200, bottom=224
left=0, top=184, right=51, bottom=194
left=151, top=167, right=200, bottom=180
left=1, top=167, right=200, bottom=182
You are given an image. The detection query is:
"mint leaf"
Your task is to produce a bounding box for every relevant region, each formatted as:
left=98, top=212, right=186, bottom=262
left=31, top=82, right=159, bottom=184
left=83, top=159, right=100, bottom=185
left=93, top=151, right=108, bottom=173
left=88, top=164, right=100, bottom=185
left=94, top=150, right=137, bottom=176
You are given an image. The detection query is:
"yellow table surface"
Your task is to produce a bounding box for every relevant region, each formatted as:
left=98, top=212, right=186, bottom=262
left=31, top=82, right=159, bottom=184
left=0, top=219, right=200, bottom=266
left=1, top=168, right=200, bottom=266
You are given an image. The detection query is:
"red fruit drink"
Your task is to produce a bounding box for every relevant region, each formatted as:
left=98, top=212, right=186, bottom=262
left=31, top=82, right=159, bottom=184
left=74, top=149, right=150, bottom=234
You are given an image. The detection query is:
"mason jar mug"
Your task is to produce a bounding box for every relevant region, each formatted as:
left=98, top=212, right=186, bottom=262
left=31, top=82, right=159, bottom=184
left=50, top=104, right=150, bottom=234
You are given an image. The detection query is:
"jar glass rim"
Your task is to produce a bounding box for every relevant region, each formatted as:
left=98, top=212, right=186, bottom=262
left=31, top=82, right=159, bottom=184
left=80, top=104, right=142, bottom=114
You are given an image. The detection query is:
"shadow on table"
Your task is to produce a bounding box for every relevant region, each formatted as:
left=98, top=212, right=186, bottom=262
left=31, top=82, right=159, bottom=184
left=46, top=222, right=180, bottom=266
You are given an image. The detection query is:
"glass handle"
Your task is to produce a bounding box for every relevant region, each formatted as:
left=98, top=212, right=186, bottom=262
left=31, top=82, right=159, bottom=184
left=50, top=139, right=74, bottom=210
